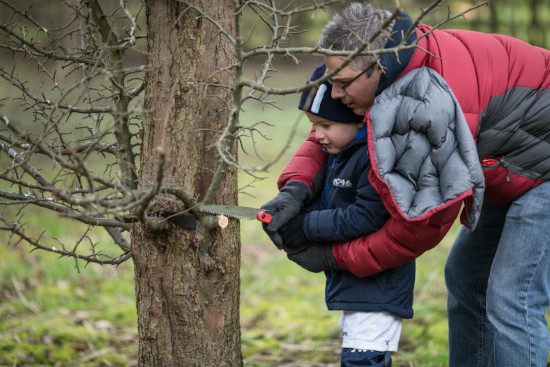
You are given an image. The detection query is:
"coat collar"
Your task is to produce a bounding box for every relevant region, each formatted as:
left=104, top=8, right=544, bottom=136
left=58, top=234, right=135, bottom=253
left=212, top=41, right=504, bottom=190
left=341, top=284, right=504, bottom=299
left=376, top=12, right=416, bottom=96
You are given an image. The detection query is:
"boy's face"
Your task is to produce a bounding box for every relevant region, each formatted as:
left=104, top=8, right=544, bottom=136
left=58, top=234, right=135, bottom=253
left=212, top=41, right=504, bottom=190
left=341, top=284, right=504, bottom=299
left=307, top=112, right=363, bottom=155
left=324, top=56, right=382, bottom=116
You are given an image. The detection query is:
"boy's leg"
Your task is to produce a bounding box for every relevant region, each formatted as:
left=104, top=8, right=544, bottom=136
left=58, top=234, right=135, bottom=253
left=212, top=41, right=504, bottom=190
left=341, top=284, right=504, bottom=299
left=338, top=311, right=400, bottom=367
left=340, top=348, right=391, bottom=367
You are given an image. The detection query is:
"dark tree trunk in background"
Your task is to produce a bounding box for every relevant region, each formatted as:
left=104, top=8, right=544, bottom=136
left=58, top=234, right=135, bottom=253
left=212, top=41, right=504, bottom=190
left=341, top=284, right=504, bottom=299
left=528, top=0, right=547, bottom=47
left=131, top=0, right=241, bottom=365
left=489, top=0, right=499, bottom=33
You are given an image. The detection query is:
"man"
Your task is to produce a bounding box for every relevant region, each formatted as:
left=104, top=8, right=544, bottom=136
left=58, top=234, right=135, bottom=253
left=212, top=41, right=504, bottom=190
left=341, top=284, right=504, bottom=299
left=262, top=2, right=550, bottom=366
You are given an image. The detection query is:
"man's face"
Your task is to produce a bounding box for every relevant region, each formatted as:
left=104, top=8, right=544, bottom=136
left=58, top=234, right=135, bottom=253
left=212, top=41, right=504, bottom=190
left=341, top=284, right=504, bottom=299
left=325, top=56, right=382, bottom=115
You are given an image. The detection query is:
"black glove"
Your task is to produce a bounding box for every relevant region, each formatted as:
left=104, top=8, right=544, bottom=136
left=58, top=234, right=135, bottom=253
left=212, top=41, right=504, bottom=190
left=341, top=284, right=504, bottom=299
left=262, top=227, right=284, bottom=250
left=279, top=213, right=307, bottom=251
left=261, top=181, right=312, bottom=248
left=262, top=181, right=311, bottom=231
left=285, top=242, right=341, bottom=273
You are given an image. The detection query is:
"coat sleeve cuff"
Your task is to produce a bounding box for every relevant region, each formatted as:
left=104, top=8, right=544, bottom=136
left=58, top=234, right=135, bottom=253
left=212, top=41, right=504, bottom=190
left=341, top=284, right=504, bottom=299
left=277, top=176, right=313, bottom=191
left=331, top=242, right=348, bottom=270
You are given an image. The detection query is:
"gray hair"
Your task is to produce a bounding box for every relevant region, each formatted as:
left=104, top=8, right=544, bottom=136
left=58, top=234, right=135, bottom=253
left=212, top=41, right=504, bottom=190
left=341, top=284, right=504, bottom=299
left=318, top=2, right=395, bottom=71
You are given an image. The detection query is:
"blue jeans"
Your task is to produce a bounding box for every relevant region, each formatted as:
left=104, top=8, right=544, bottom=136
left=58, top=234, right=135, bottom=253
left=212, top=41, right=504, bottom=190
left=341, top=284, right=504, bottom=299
left=341, top=349, right=391, bottom=366
left=445, top=181, right=550, bottom=367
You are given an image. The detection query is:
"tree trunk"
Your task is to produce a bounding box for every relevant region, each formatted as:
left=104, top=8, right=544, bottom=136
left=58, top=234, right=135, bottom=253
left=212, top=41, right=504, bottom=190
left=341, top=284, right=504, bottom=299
left=488, top=0, right=498, bottom=34
left=528, top=0, right=547, bottom=47
left=131, top=0, right=241, bottom=365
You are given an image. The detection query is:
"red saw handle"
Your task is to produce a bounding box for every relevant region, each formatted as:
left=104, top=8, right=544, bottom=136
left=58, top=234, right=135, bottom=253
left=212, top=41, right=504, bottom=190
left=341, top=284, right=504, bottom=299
left=257, top=210, right=272, bottom=224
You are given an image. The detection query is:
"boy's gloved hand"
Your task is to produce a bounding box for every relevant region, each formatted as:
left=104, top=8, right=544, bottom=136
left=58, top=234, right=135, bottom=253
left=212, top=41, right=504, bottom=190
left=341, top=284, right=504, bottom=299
left=261, top=181, right=312, bottom=248
left=279, top=213, right=307, bottom=250
left=262, top=181, right=312, bottom=231
left=285, top=242, right=341, bottom=273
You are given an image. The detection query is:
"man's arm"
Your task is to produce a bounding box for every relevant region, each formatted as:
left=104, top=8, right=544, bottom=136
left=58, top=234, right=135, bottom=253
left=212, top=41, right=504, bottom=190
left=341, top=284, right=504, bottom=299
left=277, top=127, right=327, bottom=192
left=332, top=201, right=461, bottom=277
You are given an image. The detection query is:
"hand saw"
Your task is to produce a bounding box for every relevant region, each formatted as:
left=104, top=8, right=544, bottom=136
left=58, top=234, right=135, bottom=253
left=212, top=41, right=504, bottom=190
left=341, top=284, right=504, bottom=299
left=199, top=205, right=272, bottom=224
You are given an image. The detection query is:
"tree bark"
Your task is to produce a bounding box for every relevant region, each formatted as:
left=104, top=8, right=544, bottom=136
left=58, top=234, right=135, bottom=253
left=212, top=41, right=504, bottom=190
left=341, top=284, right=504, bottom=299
left=132, top=0, right=241, bottom=365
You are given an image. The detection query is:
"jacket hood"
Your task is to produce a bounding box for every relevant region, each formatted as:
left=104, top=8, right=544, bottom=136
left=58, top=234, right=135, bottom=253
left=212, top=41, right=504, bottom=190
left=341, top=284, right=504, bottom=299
left=368, top=67, right=485, bottom=229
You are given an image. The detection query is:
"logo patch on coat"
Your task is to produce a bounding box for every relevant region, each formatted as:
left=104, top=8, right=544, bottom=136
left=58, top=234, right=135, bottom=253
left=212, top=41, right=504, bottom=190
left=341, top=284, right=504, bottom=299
left=332, top=178, right=353, bottom=188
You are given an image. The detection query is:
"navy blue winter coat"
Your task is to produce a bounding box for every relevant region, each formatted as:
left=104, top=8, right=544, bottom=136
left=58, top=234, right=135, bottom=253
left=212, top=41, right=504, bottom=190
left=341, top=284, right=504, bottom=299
left=303, top=127, right=415, bottom=318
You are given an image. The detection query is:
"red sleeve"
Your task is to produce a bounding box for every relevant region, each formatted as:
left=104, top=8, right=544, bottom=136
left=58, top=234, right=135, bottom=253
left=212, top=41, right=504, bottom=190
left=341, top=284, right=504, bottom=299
left=332, top=201, right=461, bottom=277
left=277, top=127, right=328, bottom=190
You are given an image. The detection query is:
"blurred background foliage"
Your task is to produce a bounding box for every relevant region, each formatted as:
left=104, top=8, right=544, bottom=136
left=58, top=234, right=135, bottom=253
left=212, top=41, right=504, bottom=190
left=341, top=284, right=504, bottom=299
left=1, top=0, right=549, bottom=366
left=240, top=0, right=549, bottom=49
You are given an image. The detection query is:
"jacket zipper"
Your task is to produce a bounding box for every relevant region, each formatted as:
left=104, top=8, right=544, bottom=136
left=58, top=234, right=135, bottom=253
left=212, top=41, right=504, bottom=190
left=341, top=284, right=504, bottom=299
left=322, top=155, right=339, bottom=209
left=500, top=159, right=511, bottom=182
left=481, top=157, right=540, bottom=181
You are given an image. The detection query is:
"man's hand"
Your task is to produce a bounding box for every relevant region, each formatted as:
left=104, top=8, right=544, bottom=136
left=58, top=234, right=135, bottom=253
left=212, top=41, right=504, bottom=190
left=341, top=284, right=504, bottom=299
left=261, top=181, right=312, bottom=248
left=279, top=213, right=307, bottom=250
left=285, top=242, right=341, bottom=273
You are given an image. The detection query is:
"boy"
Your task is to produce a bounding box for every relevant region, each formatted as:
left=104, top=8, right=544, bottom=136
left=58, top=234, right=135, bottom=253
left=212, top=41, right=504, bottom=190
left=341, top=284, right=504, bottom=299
left=265, top=64, right=415, bottom=366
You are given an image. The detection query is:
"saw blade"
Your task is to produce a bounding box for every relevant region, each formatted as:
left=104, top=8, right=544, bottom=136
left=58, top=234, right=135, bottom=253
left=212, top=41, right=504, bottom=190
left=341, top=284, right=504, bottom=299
left=199, top=205, right=259, bottom=220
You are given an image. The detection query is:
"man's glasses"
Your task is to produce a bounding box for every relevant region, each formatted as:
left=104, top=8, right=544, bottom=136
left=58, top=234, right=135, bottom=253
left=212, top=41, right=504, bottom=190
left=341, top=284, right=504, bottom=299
left=327, top=62, right=377, bottom=95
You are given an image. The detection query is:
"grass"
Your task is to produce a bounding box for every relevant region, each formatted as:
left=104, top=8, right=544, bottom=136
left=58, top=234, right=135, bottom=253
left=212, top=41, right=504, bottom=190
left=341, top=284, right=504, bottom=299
left=0, top=244, right=138, bottom=366
left=0, top=220, right=458, bottom=366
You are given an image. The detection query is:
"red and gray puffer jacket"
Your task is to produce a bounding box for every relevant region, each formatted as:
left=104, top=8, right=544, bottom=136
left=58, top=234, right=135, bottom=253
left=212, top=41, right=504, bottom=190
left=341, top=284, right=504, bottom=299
left=278, top=24, right=550, bottom=277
